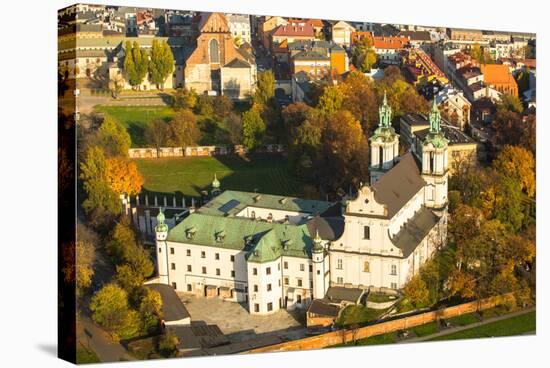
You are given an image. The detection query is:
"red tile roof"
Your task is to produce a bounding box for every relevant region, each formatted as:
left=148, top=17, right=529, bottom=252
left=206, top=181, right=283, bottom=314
left=373, top=36, right=409, bottom=50
left=273, top=22, right=315, bottom=37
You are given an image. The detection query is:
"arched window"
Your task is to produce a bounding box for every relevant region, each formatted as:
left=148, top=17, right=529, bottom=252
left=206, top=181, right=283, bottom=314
left=379, top=146, right=383, bottom=167
left=209, top=39, right=220, bottom=64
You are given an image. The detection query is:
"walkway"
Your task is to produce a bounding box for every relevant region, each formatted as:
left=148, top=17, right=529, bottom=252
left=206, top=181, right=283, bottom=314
left=77, top=314, right=135, bottom=363
left=399, top=307, right=536, bottom=343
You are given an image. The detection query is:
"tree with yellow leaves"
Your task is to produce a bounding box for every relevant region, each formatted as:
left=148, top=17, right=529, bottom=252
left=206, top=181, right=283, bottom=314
left=492, top=145, right=535, bottom=198
left=106, top=157, right=144, bottom=195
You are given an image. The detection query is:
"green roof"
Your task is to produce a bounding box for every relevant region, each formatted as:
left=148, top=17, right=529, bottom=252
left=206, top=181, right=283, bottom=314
left=167, top=213, right=313, bottom=263
left=197, top=190, right=333, bottom=220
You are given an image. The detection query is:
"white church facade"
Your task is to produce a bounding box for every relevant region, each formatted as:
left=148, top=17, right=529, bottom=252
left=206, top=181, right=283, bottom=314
left=154, top=97, right=449, bottom=315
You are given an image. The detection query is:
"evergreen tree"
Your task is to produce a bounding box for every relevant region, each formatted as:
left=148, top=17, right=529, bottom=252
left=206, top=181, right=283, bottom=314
left=123, top=41, right=136, bottom=87
left=149, top=40, right=175, bottom=89
left=242, top=108, right=265, bottom=150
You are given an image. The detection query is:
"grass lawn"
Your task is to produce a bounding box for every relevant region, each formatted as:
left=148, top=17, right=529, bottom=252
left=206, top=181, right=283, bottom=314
left=447, top=312, right=481, bottom=326
left=367, top=292, right=396, bottom=303
left=76, top=344, right=100, bottom=364
left=135, top=155, right=305, bottom=198
left=411, top=321, right=439, bottom=337
left=428, top=311, right=536, bottom=341
left=334, top=331, right=398, bottom=347
left=337, top=305, right=386, bottom=327
left=95, top=105, right=175, bottom=147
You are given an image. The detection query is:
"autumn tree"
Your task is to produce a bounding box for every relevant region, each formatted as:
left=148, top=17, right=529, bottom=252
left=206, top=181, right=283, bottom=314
left=105, top=157, right=144, bottom=195
left=172, top=88, right=198, bottom=111
left=213, top=95, right=234, bottom=118
left=79, top=146, right=121, bottom=226
left=402, top=275, right=430, bottom=309
left=148, top=39, right=174, bottom=89
left=167, top=109, right=201, bottom=147
left=139, top=288, right=163, bottom=334
left=62, top=223, right=97, bottom=300
left=340, top=71, right=378, bottom=134
left=106, top=218, right=138, bottom=265
left=224, top=112, right=243, bottom=145
left=497, top=93, right=524, bottom=114
left=97, top=115, right=132, bottom=157
left=90, top=283, right=141, bottom=339
left=352, top=36, right=377, bottom=72
left=144, top=119, right=169, bottom=151
left=242, top=108, right=265, bottom=150
left=195, top=94, right=214, bottom=116
left=492, top=145, right=535, bottom=198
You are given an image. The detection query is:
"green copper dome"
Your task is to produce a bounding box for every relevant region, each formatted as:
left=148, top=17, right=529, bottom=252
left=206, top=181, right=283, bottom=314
left=423, top=99, right=449, bottom=149
left=370, top=91, right=397, bottom=142
left=155, top=208, right=168, bottom=233
left=212, top=173, right=220, bottom=189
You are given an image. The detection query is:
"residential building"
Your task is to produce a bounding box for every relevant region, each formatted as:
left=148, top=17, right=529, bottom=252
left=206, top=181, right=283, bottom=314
left=331, top=21, right=355, bottom=48
left=226, top=14, right=252, bottom=44
left=271, top=21, right=315, bottom=49
left=372, top=36, right=409, bottom=65
left=434, top=85, right=471, bottom=130
left=258, top=16, right=288, bottom=50
left=288, top=40, right=349, bottom=76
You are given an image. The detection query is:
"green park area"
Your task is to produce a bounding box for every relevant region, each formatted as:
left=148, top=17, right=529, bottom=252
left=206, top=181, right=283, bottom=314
left=135, top=155, right=305, bottom=198
left=336, top=305, right=387, bottom=327
left=94, top=105, right=175, bottom=147
left=428, top=310, right=535, bottom=341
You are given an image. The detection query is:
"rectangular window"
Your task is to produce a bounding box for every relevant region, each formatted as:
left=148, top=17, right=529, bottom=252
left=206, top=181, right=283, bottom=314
left=254, top=285, right=258, bottom=292
left=186, top=249, right=191, bottom=256
left=309, top=265, right=313, bottom=273
left=201, top=251, right=206, bottom=258
left=391, top=282, right=397, bottom=290
left=297, top=279, right=303, bottom=287
left=284, top=261, right=288, bottom=269
left=266, top=267, right=271, bottom=275
left=284, top=277, right=289, bottom=285
left=267, top=302, right=273, bottom=311
left=158, top=247, right=162, bottom=253
left=187, top=284, right=192, bottom=292
left=253, top=268, right=258, bottom=275
left=172, top=282, right=177, bottom=289
left=278, top=279, right=281, bottom=287
left=187, top=265, right=192, bottom=272
left=215, top=253, right=220, bottom=260
left=296, top=295, right=302, bottom=304
left=254, top=303, right=260, bottom=312
left=391, top=265, right=397, bottom=275
left=278, top=263, right=280, bottom=271
left=231, top=270, right=235, bottom=277
left=337, top=259, right=343, bottom=270
left=216, top=268, right=220, bottom=276
left=300, top=264, right=305, bottom=272
left=170, top=247, right=174, bottom=254
left=337, top=277, right=344, bottom=284
left=364, top=226, right=370, bottom=239
left=171, top=263, right=176, bottom=270
left=267, top=284, right=272, bottom=291
left=363, top=261, right=370, bottom=273
left=230, top=255, right=235, bottom=262
left=202, top=266, right=207, bottom=274
left=310, top=281, right=313, bottom=289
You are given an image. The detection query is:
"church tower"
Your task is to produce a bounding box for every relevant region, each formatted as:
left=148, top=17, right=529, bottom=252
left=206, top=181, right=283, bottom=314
left=155, top=208, right=169, bottom=284
left=369, top=92, right=400, bottom=184
left=311, top=230, right=327, bottom=299
left=421, top=100, right=449, bottom=210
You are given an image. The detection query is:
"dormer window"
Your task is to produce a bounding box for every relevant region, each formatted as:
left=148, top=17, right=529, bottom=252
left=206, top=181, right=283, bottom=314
left=186, top=226, right=197, bottom=239
left=215, top=230, right=226, bottom=243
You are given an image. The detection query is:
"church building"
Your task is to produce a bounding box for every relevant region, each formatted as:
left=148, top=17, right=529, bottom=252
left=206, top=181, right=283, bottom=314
left=183, top=12, right=257, bottom=99
left=154, top=98, right=449, bottom=315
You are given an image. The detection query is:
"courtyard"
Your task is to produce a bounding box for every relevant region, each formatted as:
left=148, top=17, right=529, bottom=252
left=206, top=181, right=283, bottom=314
left=177, top=293, right=307, bottom=343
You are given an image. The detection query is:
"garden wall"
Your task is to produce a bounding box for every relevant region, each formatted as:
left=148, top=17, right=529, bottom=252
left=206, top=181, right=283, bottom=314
left=246, top=293, right=515, bottom=353
left=128, top=144, right=285, bottom=158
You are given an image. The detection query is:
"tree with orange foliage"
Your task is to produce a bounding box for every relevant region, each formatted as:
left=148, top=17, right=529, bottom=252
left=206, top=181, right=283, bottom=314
left=106, top=157, right=144, bottom=195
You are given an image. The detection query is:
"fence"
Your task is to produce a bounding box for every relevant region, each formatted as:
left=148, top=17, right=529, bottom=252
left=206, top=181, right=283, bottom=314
left=128, top=144, right=285, bottom=159
left=246, top=293, right=515, bottom=353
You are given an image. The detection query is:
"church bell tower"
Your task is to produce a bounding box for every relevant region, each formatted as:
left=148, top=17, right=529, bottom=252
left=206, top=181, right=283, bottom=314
left=421, top=100, right=449, bottom=210
left=155, top=208, right=169, bottom=284
left=369, top=92, right=399, bottom=184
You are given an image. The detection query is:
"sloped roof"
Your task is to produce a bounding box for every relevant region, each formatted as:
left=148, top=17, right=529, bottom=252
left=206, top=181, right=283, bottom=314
left=390, top=206, right=440, bottom=257
left=145, top=284, right=190, bottom=322
left=225, top=58, right=250, bottom=68
left=198, top=12, right=230, bottom=33
left=198, top=190, right=333, bottom=218
left=167, top=213, right=313, bottom=261
left=273, top=22, right=315, bottom=37
left=308, top=299, right=340, bottom=317
left=481, top=64, right=518, bottom=86
left=372, top=152, right=426, bottom=218
left=306, top=215, right=345, bottom=241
